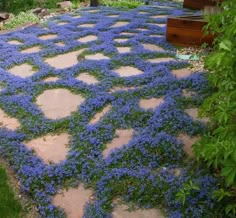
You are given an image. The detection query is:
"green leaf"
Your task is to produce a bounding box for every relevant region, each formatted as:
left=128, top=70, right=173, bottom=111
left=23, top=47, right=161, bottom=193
left=219, top=39, right=233, bottom=51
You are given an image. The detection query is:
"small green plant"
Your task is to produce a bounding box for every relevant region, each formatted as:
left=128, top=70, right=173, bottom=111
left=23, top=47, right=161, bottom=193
left=176, top=181, right=200, bottom=205
left=0, top=164, right=22, bottom=218
left=3, top=12, right=40, bottom=30
left=101, top=0, right=143, bottom=9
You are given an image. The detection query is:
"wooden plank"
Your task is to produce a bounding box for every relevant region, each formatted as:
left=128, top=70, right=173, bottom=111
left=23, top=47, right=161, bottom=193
left=183, top=0, right=222, bottom=10
left=166, top=26, right=214, bottom=46
left=167, top=17, right=207, bottom=30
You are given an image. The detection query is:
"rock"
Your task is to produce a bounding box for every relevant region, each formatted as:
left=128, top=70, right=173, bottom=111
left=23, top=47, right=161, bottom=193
left=0, top=12, right=10, bottom=21
left=57, top=1, right=72, bottom=9
left=31, top=7, right=43, bottom=14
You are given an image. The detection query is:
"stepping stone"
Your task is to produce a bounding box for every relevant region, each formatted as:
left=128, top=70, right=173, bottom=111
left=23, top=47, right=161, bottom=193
left=178, top=134, right=201, bottom=158
left=142, top=43, right=164, bottom=52
left=57, top=22, right=69, bottom=26
left=36, top=88, right=85, bottom=119
left=85, top=53, right=110, bottom=61
left=138, top=11, right=149, bottom=14
left=171, top=68, right=193, bottom=78
left=103, top=129, right=134, bottom=158
left=77, top=35, right=98, bottom=43
left=139, top=97, right=164, bottom=110
left=182, top=89, right=196, bottom=98
left=148, top=23, right=166, bottom=28
left=55, top=42, right=65, bottom=47
left=151, top=15, right=168, bottom=19
left=21, top=45, right=41, bottom=54
left=149, top=34, right=164, bottom=38
left=107, top=14, right=119, bottom=18
left=73, top=15, right=81, bottom=18
left=111, top=21, right=129, bottom=28
left=43, top=76, right=59, bottom=82
left=185, top=108, right=209, bottom=123
left=114, top=66, right=143, bottom=77
left=78, top=23, right=96, bottom=28
left=136, top=28, right=148, bottom=31
left=114, top=38, right=129, bottom=43
left=89, top=105, right=111, bottom=125
left=147, top=57, right=175, bottom=64
left=38, top=34, right=58, bottom=40
left=116, top=46, right=131, bottom=54
left=53, top=185, right=93, bottom=218
left=120, top=32, right=136, bottom=36
left=76, top=73, right=99, bottom=85
left=45, top=49, right=86, bottom=69
left=25, top=133, right=70, bottom=164
left=158, top=24, right=166, bottom=28
left=112, top=204, right=164, bottom=218
left=109, top=86, right=137, bottom=93
left=8, top=63, right=37, bottom=78
left=8, top=40, right=23, bottom=45
left=0, top=108, right=20, bottom=130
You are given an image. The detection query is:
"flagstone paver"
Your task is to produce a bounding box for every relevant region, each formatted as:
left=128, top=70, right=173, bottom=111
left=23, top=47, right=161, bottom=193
left=21, top=45, right=42, bottom=54
left=178, top=134, right=201, bottom=158
left=8, top=63, right=37, bottom=78
left=43, top=76, right=59, bottom=82
left=78, top=23, right=96, bottom=28
left=25, top=133, right=70, bottom=164
left=36, top=88, right=85, bottom=119
left=114, top=38, right=129, bottom=43
left=45, top=49, right=86, bottom=69
left=111, top=21, right=129, bottom=28
left=76, top=73, right=99, bottom=85
left=85, top=53, right=110, bottom=60
left=112, top=204, right=165, bottom=218
left=8, top=40, right=23, bottom=45
left=109, top=86, right=138, bottom=93
left=78, top=35, right=98, bottom=43
left=114, top=66, right=143, bottom=77
left=116, top=46, right=131, bottom=54
left=38, top=34, right=58, bottom=40
left=0, top=108, right=20, bottom=130
left=139, top=97, right=164, bottom=110
left=185, top=108, right=209, bottom=123
left=171, top=68, right=193, bottom=78
left=55, top=42, right=65, bottom=47
left=142, top=43, right=164, bottom=52
left=53, top=185, right=93, bottom=218
left=147, top=57, right=175, bottom=64
left=89, top=105, right=112, bottom=125
left=103, top=129, right=134, bottom=157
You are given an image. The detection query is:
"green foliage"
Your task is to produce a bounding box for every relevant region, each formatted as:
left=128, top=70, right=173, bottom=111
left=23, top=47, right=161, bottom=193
left=0, top=0, right=79, bottom=13
left=176, top=181, right=200, bottom=205
left=193, top=0, right=236, bottom=216
left=0, top=164, right=22, bottom=218
left=3, top=12, right=40, bottom=30
left=101, top=0, right=143, bottom=9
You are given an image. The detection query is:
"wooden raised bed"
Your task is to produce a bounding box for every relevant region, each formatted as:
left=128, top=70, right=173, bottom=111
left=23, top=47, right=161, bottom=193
left=166, top=15, right=214, bottom=47
left=183, top=0, right=223, bottom=10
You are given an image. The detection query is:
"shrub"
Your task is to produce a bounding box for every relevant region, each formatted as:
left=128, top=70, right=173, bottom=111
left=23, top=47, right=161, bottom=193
left=3, top=12, right=40, bottom=30
left=193, top=0, right=236, bottom=216
left=101, top=0, right=143, bottom=9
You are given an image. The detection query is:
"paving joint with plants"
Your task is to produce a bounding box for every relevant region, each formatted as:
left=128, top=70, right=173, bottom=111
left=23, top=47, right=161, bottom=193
left=0, top=2, right=223, bottom=218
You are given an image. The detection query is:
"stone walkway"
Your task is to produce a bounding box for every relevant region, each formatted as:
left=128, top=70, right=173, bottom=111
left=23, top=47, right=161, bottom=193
left=0, top=2, right=213, bottom=218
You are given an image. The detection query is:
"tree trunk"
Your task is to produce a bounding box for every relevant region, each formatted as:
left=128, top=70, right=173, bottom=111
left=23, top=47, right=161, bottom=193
left=90, top=0, right=99, bottom=7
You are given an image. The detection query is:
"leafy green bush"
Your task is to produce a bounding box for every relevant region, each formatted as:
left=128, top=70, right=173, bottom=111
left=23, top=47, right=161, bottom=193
left=3, top=12, right=40, bottom=30
left=101, top=0, right=143, bottom=9
left=193, top=0, right=236, bottom=216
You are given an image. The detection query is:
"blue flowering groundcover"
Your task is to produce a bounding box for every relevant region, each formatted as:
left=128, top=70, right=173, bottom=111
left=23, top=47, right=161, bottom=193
left=0, top=2, right=223, bottom=218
